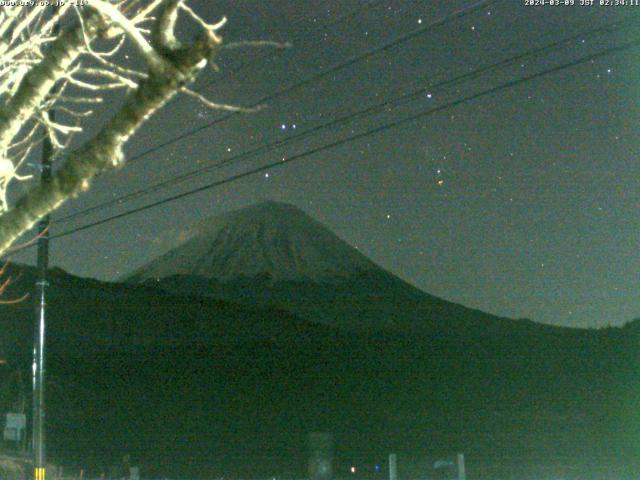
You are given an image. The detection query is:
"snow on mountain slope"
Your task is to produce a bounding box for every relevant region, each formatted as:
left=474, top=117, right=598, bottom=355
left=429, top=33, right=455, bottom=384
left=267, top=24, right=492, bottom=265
left=127, top=201, right=379, bottom=283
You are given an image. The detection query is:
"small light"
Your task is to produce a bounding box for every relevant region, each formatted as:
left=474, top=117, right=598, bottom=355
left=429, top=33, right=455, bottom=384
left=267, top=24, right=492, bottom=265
left=417, top=18, right=422, bottom=24
left=350, top=467, right=357, bottom=474
left=265, top=173, right=270, bottom=178
left=281, top=124, right=286, bottom=130
left=426, top=93, right=432, bottom=99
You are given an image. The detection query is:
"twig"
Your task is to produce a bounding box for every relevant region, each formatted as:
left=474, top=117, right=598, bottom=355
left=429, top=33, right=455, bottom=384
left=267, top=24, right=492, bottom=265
left=222, top=40, right=291, bottom=50
left=181, top=87, right=262, bottom=113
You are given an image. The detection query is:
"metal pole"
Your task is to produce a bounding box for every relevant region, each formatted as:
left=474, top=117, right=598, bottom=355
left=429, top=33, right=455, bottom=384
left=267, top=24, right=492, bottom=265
left=33, top=128, right=52, bottom=480
left=388, top=453, right=397, bottom=480
left=308, top=433, right=333, bottom=480
left=33, top=19, right=56, bottom=478
left=456, top=453, right=465, bottom=480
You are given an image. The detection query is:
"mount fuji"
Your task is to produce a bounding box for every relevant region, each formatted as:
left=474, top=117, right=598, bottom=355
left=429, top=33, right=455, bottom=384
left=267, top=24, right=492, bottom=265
left=126, top=201, right=546, bottom=335
left=0, top=202, right=635, bottom=477
left=127, top=201, right=378, bottom=282
left=116, top=201, right=638, bottom=475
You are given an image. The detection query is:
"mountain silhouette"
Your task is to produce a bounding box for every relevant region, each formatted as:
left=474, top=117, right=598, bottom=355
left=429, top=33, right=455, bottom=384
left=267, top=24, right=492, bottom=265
left=127, top=201, right=379, bottom=283
left=0, top=203, right=635, bottom=477
left=127, top=202, right=566, bottom=336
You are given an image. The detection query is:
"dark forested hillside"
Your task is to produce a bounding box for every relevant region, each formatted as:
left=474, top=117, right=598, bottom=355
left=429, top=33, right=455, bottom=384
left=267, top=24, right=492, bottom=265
left=0, top=264, right=637, bottom=478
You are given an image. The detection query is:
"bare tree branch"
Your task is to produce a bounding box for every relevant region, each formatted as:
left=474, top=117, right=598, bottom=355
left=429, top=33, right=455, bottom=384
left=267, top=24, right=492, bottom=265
left=222, top=40, right=291, bottom=51
left=180, top=87, right=261, bottom=113
left=0, top=8, right=222, bottom=254
left=0, top=1, right=271, bottom=256
left=0, top=11, right=99, bottom=152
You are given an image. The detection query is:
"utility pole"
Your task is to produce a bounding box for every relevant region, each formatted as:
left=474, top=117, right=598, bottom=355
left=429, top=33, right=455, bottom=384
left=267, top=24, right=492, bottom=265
left=388, top=453, right=397, bottom=480
left=33, top=9, right=57, bottom=480
left=456, top=453, right=466, bottom=480
left=308, top=433, right=333, bottom=480
left=33, top=111, right=52, bottom=480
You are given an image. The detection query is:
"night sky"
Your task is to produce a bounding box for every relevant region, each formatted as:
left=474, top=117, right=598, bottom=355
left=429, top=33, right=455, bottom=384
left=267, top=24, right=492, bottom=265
left=12, top=0, right=640, bottom=328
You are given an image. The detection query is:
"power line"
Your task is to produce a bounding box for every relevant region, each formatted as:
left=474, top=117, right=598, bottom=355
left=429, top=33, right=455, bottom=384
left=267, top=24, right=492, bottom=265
left=194, top=0, right=379, bottom=92
left=122, top=0, right=498, bottom=166
left=55, top=15, right=640, bottom=224
left=47, top=38, right=640, bottom=241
